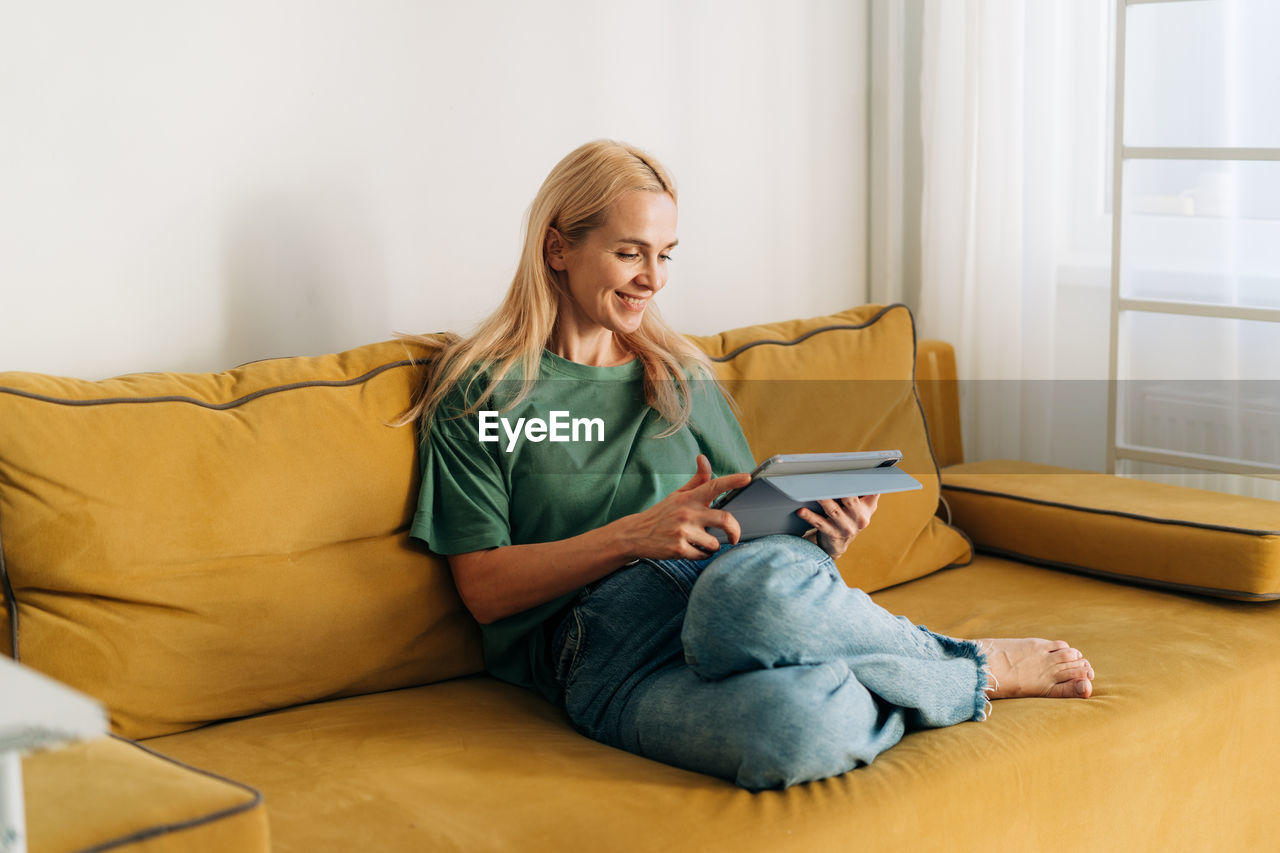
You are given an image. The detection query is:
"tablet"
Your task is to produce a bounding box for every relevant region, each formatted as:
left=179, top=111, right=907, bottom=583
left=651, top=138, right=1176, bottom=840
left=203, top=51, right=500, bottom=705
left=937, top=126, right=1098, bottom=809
left=709, top=450, right=922, bottom=544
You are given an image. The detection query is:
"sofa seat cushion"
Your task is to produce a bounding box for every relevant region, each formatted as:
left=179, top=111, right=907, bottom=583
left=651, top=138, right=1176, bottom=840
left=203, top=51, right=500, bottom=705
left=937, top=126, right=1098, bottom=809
left=141, top=557, right=1280, bottom=851
left=21, top=734, right=267, bottom=852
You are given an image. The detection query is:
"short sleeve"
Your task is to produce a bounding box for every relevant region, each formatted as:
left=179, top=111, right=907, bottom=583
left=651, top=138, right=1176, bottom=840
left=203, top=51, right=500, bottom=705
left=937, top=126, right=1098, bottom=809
left=410, top=383, right=512, bottom=555
left=689, top=377, right=757, bottom=477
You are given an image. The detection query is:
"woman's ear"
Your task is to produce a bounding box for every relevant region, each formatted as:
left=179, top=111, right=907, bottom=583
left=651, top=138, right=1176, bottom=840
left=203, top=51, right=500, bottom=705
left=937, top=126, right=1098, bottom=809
left=545, top=227, right=568, bottom=271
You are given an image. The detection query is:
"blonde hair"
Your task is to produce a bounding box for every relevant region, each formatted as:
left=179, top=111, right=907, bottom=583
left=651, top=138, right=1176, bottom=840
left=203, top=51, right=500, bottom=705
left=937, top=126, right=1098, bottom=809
left=399, top=140, right=716, bottom=436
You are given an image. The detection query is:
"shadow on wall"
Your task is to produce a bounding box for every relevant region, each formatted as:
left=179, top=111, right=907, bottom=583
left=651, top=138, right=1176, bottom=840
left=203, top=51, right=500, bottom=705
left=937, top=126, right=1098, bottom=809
left=220, top=188, right=389, bottom=366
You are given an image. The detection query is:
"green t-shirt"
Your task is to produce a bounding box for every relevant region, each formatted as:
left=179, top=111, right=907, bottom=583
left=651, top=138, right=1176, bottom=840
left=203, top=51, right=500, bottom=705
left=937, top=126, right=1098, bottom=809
left=410, top=350, right=755, bottom=701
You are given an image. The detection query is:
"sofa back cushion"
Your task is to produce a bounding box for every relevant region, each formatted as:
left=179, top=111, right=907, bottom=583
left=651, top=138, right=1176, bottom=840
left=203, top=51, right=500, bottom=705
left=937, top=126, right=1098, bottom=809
left=0, top=341, right=482, bottom=738
left=688, top=304, right=972, bottom=592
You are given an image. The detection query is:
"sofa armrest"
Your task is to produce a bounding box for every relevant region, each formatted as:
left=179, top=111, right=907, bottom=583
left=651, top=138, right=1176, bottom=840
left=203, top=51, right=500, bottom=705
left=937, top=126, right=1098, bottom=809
left=21, top=734, right=268, bottom=852
left=916, top=339, right=964, bottom=469
left=941, top=460, right=1280, bottom=601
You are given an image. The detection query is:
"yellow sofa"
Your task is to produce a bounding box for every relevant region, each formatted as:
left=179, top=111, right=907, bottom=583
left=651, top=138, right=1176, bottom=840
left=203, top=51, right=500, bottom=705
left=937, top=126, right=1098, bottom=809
left=4, top=304, right=1280, bottom=852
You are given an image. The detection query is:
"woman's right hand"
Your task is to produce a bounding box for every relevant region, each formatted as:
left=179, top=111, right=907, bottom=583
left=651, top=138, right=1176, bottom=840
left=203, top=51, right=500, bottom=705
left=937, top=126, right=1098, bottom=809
left=621, top=454, right=752, bottom=560
left=449, top=455, right=753, bottom=624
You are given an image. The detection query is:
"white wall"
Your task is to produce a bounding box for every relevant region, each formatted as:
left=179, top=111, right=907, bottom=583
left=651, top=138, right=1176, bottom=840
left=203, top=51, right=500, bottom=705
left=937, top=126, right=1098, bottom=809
left=0, top=1, right=868, bottom=379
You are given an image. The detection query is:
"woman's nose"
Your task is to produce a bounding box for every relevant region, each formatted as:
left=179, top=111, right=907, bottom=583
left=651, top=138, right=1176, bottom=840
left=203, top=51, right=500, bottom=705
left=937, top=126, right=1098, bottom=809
left=635, top=258, right=665, bottom=292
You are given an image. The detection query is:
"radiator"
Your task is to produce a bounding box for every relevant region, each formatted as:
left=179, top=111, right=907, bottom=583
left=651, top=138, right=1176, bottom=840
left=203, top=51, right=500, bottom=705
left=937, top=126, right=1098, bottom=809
left=1122, top=382, right=1280, bottom=501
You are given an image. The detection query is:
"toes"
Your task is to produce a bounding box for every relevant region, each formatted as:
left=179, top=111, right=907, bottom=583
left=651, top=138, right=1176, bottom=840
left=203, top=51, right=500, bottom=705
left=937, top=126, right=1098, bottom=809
left=1042, top=680, right=1076, bottom=698
left=1042, top=676, right=1094, bottom=699
left=1049, top=646, right=1084, bottom=664
left=1049, top=660, right=1090, bottom=681
left=1068, top=657, right=1095, bottom=680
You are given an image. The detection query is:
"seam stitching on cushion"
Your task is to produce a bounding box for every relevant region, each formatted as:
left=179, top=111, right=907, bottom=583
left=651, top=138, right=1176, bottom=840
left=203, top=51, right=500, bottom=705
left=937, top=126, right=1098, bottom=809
left=0, top=505, right=16, bottom=661
left=938, top=523, right=977, bottom=572
left=974, top=544, right=1280, bottom=601
left=938, top=494, right=954, bottom=525
left=0, top=358, right=421, bottom=411
left=72, top=734, right=266, bottom=853
left=893, top=303, right=976, bottom=565
left=942, top=483, right=1280, bottom=537
left=709, top=304, right=899, bottom=362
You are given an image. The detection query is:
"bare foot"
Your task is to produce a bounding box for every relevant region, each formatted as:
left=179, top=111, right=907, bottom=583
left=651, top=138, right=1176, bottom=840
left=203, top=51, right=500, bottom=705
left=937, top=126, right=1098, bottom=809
left=976, top=638, right=1094, bottom=700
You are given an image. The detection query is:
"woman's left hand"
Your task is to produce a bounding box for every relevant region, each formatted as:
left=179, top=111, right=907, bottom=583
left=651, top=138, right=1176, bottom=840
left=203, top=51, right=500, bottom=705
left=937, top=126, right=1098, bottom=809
left=799, top=494, right=880, bottom=560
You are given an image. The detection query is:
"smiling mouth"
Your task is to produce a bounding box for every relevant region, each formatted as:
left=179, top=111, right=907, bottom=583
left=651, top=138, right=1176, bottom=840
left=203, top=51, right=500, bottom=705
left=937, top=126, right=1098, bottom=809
left=617, top=293, right=647, bottom=311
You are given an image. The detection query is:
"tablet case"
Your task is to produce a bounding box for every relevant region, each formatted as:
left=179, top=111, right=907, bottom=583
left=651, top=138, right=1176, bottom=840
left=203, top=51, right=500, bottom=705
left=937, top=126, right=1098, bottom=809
left=711, top=466, right=923, bottom=544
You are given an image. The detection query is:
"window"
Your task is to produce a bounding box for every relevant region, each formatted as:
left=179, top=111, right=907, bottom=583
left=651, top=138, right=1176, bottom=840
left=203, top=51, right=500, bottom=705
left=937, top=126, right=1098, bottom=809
left=1109, top=0, right=1280, bottom=500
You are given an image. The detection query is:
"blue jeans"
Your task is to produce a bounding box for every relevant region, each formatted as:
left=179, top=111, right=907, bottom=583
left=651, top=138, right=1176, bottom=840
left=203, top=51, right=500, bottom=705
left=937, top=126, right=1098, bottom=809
left=551, top=535, right=990, bottom=791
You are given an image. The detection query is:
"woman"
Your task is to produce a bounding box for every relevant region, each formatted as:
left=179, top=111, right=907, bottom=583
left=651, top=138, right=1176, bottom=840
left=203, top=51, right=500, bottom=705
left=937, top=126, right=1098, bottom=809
left=407, top=140, right=1094, bottom=790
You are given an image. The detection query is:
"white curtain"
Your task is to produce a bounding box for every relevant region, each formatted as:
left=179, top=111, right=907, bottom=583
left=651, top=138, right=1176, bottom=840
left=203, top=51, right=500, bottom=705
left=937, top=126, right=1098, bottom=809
left=916, top=1, right=1072, bottom=464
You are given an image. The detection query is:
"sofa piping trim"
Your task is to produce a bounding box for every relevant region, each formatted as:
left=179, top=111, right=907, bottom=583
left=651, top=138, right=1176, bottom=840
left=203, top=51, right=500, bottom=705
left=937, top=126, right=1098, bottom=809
left=707, top=304, right=900, bottom=363
left=975, top=544, right=1280, bottom=602
left=712, top=303, right=975, bottom=572
left=0, top=358, right=420, bottom=411
left=66, top=733, right=266, bottom=853
left=0, top=508, right=16, bottom=661
left=942, top=483, right=1280, bottom=537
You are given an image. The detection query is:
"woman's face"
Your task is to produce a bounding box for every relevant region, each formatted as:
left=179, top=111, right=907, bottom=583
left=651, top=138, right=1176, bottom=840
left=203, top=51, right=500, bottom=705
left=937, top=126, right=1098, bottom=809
left=547, top=189, right=678, bottom=342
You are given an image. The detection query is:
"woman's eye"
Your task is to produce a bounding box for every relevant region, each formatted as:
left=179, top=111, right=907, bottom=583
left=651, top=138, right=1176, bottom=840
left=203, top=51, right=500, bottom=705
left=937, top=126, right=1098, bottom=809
left=614, top=251, right=673, bottom=262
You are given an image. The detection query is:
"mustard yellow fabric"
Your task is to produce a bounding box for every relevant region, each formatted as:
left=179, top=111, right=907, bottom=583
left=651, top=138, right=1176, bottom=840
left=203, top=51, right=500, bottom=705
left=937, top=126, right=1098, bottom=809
left=2, top=305, right=969, bottom=741
left=942, top=459, right=1280, bottom=600
left=0, top=341, right=482, bottom=738
left=688, top=304, right=972, bottom=592
left=22, top=734, right=267, bottom=853
left=915, top=339, right=964, bottom=468
left=142, top=556, right=1280, bottom=852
